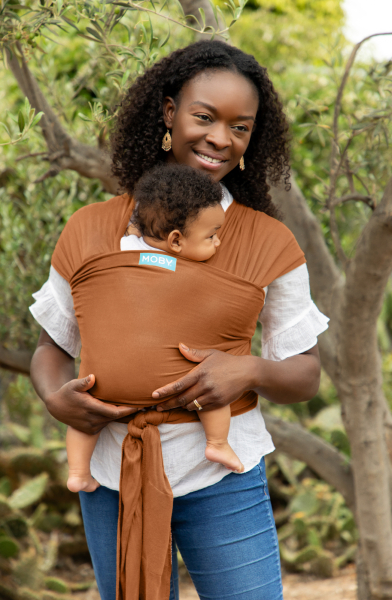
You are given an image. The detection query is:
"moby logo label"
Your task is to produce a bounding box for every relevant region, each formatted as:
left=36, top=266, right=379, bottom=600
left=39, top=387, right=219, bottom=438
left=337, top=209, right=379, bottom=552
left=139, top=253, right=177, bottom=272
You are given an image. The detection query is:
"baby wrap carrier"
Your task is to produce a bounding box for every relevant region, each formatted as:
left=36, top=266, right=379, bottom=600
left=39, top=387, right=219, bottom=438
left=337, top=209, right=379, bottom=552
left=52, top=194, right=305, bottom=600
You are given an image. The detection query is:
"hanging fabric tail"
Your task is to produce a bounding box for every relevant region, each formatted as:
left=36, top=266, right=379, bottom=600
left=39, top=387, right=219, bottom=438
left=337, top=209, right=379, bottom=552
left=116, top=411, right=173, bottom=600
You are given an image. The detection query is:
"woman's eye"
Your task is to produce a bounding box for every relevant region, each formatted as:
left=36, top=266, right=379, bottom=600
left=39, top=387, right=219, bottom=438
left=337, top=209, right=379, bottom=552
left=233, top=125, right=248, bottom=132
left=196, top=114, right=212, bottom=122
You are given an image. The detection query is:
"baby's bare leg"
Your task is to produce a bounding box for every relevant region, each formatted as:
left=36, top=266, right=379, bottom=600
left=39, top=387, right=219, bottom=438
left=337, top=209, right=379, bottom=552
left=66, top=426, right=100, bottom=493
left=199, top=406, right=244, bottom=473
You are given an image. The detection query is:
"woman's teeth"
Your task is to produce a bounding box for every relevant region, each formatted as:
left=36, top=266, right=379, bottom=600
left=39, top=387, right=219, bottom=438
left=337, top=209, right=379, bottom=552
left=196, top=152, right=224, bottom=164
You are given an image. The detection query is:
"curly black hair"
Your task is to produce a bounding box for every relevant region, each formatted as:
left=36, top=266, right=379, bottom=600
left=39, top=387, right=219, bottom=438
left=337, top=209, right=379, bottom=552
left=111, top=40, right=290, bottom=219
left=132, top=164, right=222, bottom=240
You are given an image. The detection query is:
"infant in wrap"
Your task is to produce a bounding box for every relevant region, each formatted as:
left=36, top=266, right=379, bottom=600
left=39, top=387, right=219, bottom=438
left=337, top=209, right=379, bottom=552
left=66, top=164, right=245, bottom=493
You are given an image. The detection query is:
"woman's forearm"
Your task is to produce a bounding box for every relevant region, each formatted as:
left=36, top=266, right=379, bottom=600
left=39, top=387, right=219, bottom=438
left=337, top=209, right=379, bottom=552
left=30, top=328, right=140, bottom=433
left=247, top=346, right=320, bottom=405
left=30, top=329, right=75, bottom=404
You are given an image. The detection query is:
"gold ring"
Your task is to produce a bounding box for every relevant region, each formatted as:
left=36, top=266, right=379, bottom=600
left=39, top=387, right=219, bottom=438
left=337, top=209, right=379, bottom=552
left=193, top=399, right=203, bottom=410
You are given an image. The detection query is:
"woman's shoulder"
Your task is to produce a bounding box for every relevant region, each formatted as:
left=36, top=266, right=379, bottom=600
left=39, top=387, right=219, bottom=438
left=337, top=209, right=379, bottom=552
left=51, top=193, right=132, bottom=282
left=227, top=201, right=306, bottom=287
left=231, top=200, right=300, bottom=248
left=66, top=193, right=131, bottom=228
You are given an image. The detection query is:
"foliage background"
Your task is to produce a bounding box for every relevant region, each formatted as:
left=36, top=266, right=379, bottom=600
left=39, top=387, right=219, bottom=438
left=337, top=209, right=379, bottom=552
left=0, top=0, right=392, bottom=591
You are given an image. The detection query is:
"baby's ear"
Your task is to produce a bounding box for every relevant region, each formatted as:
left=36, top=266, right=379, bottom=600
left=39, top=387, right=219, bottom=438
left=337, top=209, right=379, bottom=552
left=167, top=230, right=183, bottom=254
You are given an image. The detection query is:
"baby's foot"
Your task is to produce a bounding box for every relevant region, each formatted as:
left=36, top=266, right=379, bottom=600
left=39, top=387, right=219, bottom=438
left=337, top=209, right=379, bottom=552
left=67, top=471, right=100, bottom=493
left=205, top=441, right=244, bottom=473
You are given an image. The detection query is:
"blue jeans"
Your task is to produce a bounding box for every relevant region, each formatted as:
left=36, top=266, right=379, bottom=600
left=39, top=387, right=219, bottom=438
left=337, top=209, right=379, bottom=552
left=79, top=458, right=283, bottom=600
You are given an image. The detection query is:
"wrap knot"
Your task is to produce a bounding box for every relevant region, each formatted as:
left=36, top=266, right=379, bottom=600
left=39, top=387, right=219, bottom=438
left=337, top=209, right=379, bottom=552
left=127, top=409, right=167, bottom=438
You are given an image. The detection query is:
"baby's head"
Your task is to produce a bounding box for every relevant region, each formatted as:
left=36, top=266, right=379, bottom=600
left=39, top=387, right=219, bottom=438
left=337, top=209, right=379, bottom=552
left=133, top=164, right=225, bottom=262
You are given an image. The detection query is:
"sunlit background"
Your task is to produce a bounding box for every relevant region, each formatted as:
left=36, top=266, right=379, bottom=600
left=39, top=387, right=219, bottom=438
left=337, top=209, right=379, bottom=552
left=343, top=0, right=392, bottom=60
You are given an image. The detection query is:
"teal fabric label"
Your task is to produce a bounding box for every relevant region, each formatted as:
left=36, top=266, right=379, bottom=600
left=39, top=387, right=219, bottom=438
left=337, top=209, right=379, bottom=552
left=139, top=253, right=177, bottom=272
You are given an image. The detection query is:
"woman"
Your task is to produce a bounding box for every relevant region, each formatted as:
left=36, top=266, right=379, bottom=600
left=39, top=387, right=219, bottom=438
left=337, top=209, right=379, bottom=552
left=30, top=41, right=328, bottom=600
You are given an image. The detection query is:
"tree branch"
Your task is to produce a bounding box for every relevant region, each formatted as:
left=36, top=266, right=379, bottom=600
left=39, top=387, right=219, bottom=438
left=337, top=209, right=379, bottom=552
left=333, top=32, right=392, bottom=145
left=331, top=193, right=375, bottom=210
left=270, top=180, right=342, bottom=380
left=178, top=0, right=226, bottom=41
left=270, top=180, right=342, bottom=313
left=7, top=46, right=118, bottom=194
left=263, top=413, right=355, bottom=512
left=343, top=177, right=392, bottom=342
left=0, top=346, right=32, bottom=375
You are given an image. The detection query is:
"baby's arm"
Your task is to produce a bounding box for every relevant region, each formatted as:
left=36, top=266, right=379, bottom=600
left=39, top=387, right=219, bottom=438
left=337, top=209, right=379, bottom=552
left=198, top=406, right=244, bottom=473
left=66, top=427, right=100, bottom=492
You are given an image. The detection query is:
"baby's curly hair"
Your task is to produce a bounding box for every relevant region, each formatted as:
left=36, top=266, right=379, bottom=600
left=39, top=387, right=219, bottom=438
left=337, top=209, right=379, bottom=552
left=133, top=164, right=223, bottom=240
left=111, top=40, right=290, bottom=219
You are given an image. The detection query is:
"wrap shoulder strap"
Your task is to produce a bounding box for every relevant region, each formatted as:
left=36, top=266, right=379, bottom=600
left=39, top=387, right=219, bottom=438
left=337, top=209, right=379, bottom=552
left=207, top=201, right=306, bottom=288
left=51, top=193, right=133, bottom=281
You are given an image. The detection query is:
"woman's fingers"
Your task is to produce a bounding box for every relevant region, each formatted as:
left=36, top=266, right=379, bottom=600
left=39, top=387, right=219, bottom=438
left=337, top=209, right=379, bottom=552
left=153, top=370, right=200, bottom=402
left=156, top=384, right=205, bottom=411
left=152, top=345, right=216, bottom=401
left=83, top=395, right=139, bottom=419
left=73, top=374, right=96, bottom=392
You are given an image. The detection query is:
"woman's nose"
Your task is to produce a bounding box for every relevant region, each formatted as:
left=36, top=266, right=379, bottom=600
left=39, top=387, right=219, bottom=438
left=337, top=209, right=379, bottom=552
left=205, top=124, right=231, bottom=149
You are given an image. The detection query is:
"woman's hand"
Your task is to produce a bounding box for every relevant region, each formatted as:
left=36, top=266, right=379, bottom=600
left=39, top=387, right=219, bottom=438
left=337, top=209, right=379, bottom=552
left=30, top=329, right=139, bottom=435
left=153, top=344, right=257, bottom=412
left=153, top=343, right=321, bottom=411
left=46, top=374, right=139, bottom=434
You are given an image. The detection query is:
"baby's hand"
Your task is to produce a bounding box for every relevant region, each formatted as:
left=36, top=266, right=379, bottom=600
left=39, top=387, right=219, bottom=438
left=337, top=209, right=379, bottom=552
left=126, top=222, right=142, bottom=237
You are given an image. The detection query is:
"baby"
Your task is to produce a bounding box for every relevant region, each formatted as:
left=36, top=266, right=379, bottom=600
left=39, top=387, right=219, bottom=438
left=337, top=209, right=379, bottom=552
left=67, top=164, right=244, bottom=493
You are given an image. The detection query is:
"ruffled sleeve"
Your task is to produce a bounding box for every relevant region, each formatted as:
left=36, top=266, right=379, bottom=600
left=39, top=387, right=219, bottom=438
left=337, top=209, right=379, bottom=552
left=259, top=263, right=329, bottom=361
left=29, top=266, right=81, bottom=358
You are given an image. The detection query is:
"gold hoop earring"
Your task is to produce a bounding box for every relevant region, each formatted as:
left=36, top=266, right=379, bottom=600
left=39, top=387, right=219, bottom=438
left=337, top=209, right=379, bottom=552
left=239, top=156, right=245, bottom=171
left=162, top=130, right=172, bottom=152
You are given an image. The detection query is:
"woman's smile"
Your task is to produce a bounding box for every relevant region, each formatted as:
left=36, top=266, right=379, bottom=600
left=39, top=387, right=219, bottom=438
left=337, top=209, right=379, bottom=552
left=163, top=70, right=259, bottom=181
left=193, top=150, right=228, bottom=170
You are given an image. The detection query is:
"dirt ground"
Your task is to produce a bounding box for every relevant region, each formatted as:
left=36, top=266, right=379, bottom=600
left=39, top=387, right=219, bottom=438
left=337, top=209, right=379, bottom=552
left=76, top=564, right=357, bottom=599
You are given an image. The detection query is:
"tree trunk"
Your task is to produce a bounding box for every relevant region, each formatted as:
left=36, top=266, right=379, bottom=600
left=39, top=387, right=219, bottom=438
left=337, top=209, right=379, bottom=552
left=334, top=181, right=392, bottom=599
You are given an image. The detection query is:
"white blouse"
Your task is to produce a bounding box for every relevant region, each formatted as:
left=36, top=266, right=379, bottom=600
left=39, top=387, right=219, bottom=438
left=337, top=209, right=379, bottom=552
left=29, top=189, right=329, bottom=497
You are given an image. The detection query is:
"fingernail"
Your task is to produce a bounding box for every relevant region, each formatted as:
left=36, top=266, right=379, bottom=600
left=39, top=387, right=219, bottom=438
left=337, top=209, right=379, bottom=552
left=152, top=392, right=159, bottom=398
left=86, top=376, right=91, bottom=383
left=180, top=343, right=189, bottom=351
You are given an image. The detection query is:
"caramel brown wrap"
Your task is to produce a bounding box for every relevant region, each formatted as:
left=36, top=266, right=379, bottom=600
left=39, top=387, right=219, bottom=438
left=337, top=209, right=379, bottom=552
left=52, top=194, right=305, bottom=600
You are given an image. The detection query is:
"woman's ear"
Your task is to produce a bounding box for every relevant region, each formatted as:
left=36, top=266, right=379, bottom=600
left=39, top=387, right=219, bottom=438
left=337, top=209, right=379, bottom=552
left=163, top=97, right=176, bottom=128
left=167, top=230, right=183, bottom=254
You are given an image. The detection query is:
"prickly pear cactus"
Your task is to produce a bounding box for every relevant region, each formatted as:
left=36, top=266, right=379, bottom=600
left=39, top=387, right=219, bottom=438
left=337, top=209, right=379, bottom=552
left=267, top=454, right=358, bottom=576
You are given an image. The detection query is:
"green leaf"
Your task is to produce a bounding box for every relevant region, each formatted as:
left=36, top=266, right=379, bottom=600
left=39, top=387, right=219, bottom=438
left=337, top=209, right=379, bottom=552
left=86, top=27, right=102, bottom=40
left=290, top=491, right=319, bottom=517
left=0, top=537, right=19, bottom=558
left=207, top=0, right=218, bottom=26
left=91, top=19, right=104, bottom=35
left=8, top=422, right=31, bottom=444
left=9, top=473, right=49, bottom=510
left=198, top=7, right=206, bottom=28
left=351, top=121, right=372, bottom=130
left=18, top=111, right=25, bottom=133
left=0, top=494, right=12, bottom=518
left=121, top=69, right=131, bottom=86
left=61, top=15, right=80, bottom=31
left=0, top=478, right=12, bottom=498
left=31, top=112, right=44, bottom=127
left=78, top=113, right=92, bottom=121
left=158, top=26, right=170, bottom=48
left=45, top=577, right=70, bottom=593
